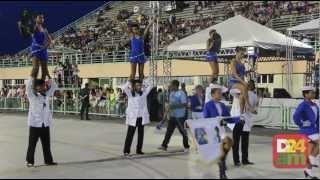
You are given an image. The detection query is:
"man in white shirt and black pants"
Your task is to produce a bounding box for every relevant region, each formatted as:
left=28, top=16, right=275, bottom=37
left=122, top=78, right=153, bottom=156
left=232, top=80, right=258, bottom=166
left=26, top=77, right=58, bottom=167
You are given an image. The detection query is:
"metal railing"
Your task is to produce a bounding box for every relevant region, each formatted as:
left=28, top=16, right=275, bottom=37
left=0, top=97, right=126, bottom=117
left=1, top=47, right=315, bottom=69
left=0, top=97, right=299, bottom=130
left=269, top=10, right=320, bottom=32
left=0, top=51, right=131, bottom=68
left=0, top=50, right=172, bottom=68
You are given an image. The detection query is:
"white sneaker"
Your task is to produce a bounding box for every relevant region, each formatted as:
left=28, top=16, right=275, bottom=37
left=184, top=148, right=190, bottom=153
left=304, top=168, right=318, bottom=179
left=26, top=162, right=34, bottom=168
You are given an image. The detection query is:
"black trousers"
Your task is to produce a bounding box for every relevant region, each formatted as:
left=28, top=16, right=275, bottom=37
left=26, top=125, right=53, bottom=164
left=123, top=118, right=144, bottom=154
left=80, top=102, right=90, bottom=120
left=162, top=117, right=190, bottom=149
left=232, top=123, right=250, bottom=164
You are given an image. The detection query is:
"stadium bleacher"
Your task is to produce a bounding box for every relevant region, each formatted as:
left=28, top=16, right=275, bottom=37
left=52, top=1, right=319, bottom=54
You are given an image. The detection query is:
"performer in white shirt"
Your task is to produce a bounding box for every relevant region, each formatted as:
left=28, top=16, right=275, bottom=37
left=25, top=77, right=58, bottom=167
left=122, top=78, right=153, bottom=156
left=232, top=80, right=258, bottom=167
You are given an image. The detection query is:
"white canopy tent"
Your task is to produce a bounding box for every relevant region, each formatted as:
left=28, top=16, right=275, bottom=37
left=167, top=15, right=313, bottom=53
left=287, top=18, right=320, bottom=33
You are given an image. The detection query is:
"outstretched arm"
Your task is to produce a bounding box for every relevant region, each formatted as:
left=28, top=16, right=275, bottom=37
left=114, top=16, right=131, bottom=36
left=144, top=17, right=156, bottom=37
left=143, top=78, right=153, bottom=95
left=44, top=29, right=53, bottom=48
left=46, top=79, right=58, bottom=97
left=26, top=77, right=35, bottom=99
left=17, top=21, right=33, bottom=36
left=121, top=80, right=132, bottom=97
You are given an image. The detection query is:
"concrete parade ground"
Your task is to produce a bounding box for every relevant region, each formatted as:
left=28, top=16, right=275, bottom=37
left=0, top=113, right=319, bottom=179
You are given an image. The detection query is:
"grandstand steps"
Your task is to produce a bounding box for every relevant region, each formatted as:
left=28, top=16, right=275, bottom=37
left=56, top=1, right=320, bottom=53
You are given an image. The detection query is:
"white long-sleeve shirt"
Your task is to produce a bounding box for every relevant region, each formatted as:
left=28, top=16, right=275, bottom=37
left=243, top=90, right=259, bottom=132
left=26, top=78, right=58, bottom=128
left=121, top=79, right=153, bottom=127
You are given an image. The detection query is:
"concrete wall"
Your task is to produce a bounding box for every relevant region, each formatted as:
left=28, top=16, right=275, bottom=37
left=0, top=60, right=308, bottom=98
left=0, top=60, right=307, bottom=78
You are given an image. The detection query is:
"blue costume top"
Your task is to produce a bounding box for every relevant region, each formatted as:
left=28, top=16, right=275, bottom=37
left=293, top=100, right=319, bottom=136
left=229, top=61, right=246, bottom=88
left=31, top=28, right=48, bottom=62
left=129, top=36, right=145, bottom=64
left=203, top=100, right=240, bottom=124
left=190, top=95, right=205, bottom=112
left=206, top=34, right=221, bottom=62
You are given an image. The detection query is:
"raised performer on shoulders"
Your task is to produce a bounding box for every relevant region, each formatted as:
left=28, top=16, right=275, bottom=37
left=229, top=47, right=251, bottom=119
left=117, top=16, right=156, bottom=81
left=206, top=29, right=221, bottom=83
left=293, top=86, right=319, bottom=179
left=25, top=76, right=58, bottom=167
left=30, top=13, right=52, bottom=82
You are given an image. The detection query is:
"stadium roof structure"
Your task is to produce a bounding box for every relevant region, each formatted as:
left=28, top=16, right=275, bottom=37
left=167, top=15, right=313, bottom=53
left=287, top=18, right=320, bottom=33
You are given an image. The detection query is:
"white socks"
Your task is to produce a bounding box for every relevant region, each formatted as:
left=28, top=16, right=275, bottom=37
left=309, top=155, right=320, bottom=167
left=316, top=155, right=320, bottom=166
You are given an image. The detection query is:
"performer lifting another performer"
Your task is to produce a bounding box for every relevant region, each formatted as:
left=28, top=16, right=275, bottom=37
left=232, top=80, right=258, bottom=167
left=117, top=17, right=156, bottom=81
left=203, top=85, right=240, bottom=179
left=229, top=47, right=252, bottom=118
left=29, top=13, right=52, bottom=82
left=293, top=86, right=319, bottom=179
left=122, top=78, right=154, bottom=156
left=206, top=29, right=221, bottom=83
left=25, top=76, right=58, bottom=167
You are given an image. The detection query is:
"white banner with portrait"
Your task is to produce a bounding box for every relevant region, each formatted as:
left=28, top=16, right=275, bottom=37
left=186, top=118, right=223, bottom=163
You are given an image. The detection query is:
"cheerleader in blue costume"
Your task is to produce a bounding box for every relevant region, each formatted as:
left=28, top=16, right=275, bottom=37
left=294, top=86, right=319, bottom=179
left=228, top=47, right=252, bottom=118
left=206, top=29, right=221, bottom=83
left=30, top=13, right=52, bottom=81
left=118, top=17, right=155, bottom=81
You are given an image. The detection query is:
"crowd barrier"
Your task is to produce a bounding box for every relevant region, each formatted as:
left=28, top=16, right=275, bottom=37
left=0, top=97, right=299, bottom=130
left=0, top=97, right=126, bottom=118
